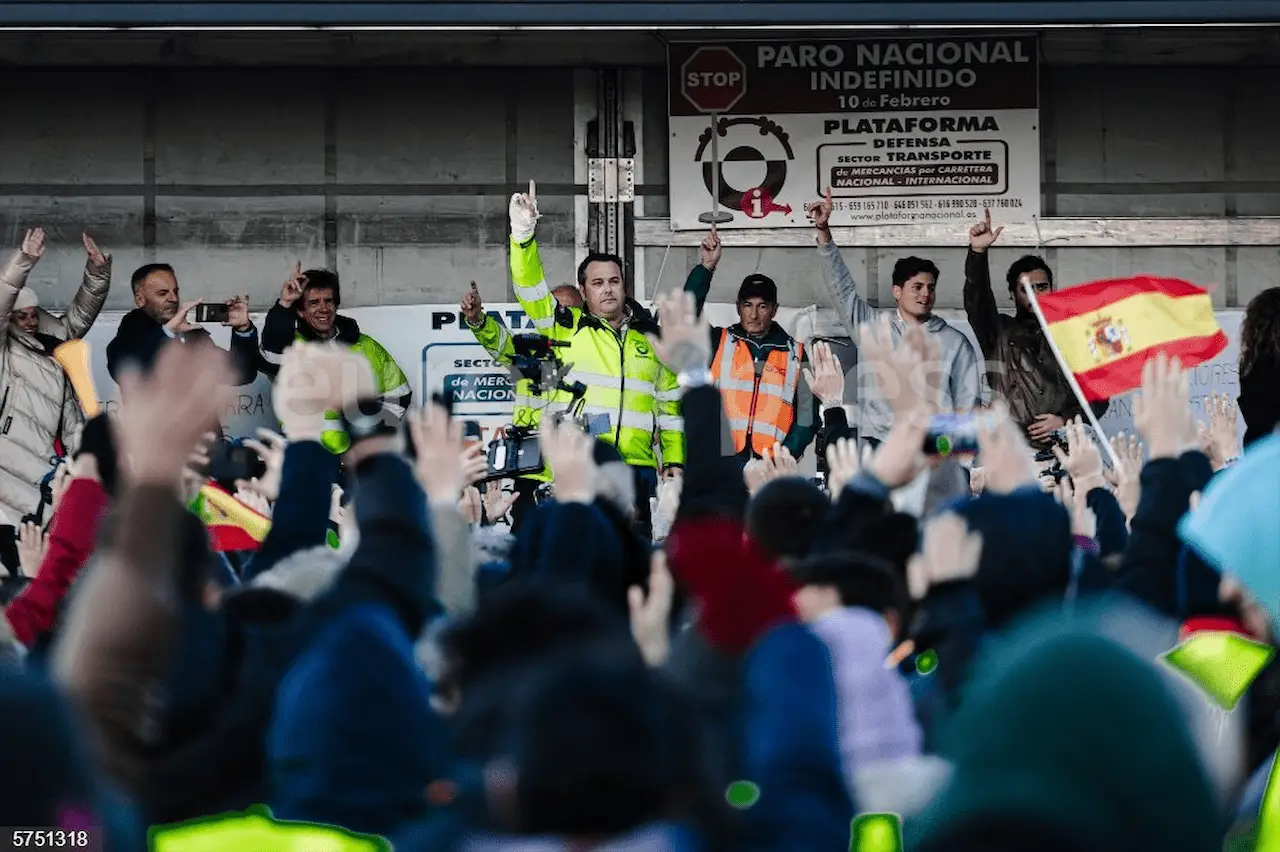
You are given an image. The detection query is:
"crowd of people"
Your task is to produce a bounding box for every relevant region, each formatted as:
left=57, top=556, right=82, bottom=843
left=0, top=181, right=1277, bottom=852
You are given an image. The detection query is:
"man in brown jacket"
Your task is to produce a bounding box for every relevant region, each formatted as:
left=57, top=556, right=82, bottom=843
left=963, top=210, right=1108, bottom=450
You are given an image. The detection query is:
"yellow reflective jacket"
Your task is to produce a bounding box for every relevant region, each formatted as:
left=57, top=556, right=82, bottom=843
left=471, top=237, right=684, bottom=469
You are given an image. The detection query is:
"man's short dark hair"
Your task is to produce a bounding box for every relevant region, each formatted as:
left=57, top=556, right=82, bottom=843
left=130, top=263, right=175, bottom=294
left=299, top=269, right=341, bottom=309
left=891, top=257, right=940, bottom=288
left=1006, top=255, right=1054, bottom=292
left=576, top=253, right=625, bottom=289
left=790, top=549, right=908, bottom=624
left=746, top=478, right=830, bottom=564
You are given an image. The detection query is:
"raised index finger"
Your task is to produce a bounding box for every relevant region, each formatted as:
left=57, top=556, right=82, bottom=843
left=528, top=179, right=536, bottom=201
left=824, top=186, right=832, bottom=205
left=983, top=207, right=991, bottom=228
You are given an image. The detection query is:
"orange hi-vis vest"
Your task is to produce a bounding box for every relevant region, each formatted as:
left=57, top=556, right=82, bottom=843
left=710, top=327, right=803, bottom=456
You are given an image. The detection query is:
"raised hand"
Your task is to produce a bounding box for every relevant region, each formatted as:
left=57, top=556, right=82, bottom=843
left=460, top=441, right=488, bottom=487
left=968, top=207, right=1004, bottom=253
left=542, top=419, right=598, bottom=505
left=824, top=437, right=861, bottom=500
left=280, top=261, right=305, bottom=308
left=21, top=228, right=45, bottom=261
left=17, top=521, right=48, bottom=578
left=628, top=551, right=676, bottom=667
left=648, top=289, right=711, bottom=374
left=166, top=300, right=202, bottom=334
left=406, top=402, right=468, bottom=504
left=82, top=233, right=108, bottom=268
left=762, top=442, right=799, bottom=480
left=1104, top=431, right=1144, bottom=521
left=224, top=295, right=252, bottom=332
left=802, top=340, right=845, bottom=407
left=241, top=428, right=286, bottom=502
left=461, top=281, right=484, bottom=325
left=906, top=512, right=983, bottom=601
left=858, top=315, right=942, bottom=418
left=805, top=187, right=833, bottom=231
left=1132, top=353, right=1195, bottom=460
left=699, top=225, right=722, bottom=272
left=1056, top=477, right=1097, bottom=540
left=978, top=402, right=1040, bottom=494
left=1196, top=392, right=1240, bottom=470
left=509, top=178, right=541, bottom=243
left=482, top=482, right=517, bottom=525
left=116, top=343, right=237, bottom=488
left=1051, top=416, right=1105, bottom=493
left=271, top=344, right=379, bottom=440
left=233, top=482, right=273, bottom=518
left=457, top=486, right=483, bottom=525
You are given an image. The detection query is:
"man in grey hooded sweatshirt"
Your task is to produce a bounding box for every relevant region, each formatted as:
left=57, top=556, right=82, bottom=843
left=807, top=189, right=981, bottom=447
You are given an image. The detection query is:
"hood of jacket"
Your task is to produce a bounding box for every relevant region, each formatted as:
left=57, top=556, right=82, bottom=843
left=952, top=488, right=1074, bottom=630
left=809, top=607, right=922, bottom=771
left=906, top=604, right=1224, bottom=852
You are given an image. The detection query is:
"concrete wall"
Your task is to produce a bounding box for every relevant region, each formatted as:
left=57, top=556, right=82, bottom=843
left=2, top=32, right=1279, bottom=318
left=0, top=66, right=577, bottom=314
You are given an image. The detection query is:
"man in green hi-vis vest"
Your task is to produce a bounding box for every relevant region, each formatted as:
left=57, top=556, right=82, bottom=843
left=259, top=264, right=411, bottom=455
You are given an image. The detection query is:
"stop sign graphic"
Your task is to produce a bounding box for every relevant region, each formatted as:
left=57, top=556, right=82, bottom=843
left=681, top=46, right=748, bottom=114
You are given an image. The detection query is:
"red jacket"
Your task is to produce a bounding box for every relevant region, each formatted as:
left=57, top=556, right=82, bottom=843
left=4, top=478, right=109, bottom=646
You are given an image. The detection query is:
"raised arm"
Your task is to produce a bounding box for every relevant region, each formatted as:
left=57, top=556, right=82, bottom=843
left=684, top=227, right=721, bottom=315
left=462, top=280, right=517, bottom=366
left=509, top=180, right=561, bottom=337
left=963, top=209, right=1005, bottom=360
left=61, top=233, right=112, bottom=340
left=0, top=228, right=44, bottom=318
left=807, top=189, right=876, bottom=337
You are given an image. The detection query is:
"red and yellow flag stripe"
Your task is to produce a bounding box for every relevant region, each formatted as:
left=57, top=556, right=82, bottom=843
left=195, top=483, right=271, bottom=552
left=1038, top=276, right=1227, bottom=401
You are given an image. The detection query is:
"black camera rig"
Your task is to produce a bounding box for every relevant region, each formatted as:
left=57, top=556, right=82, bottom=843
left=482, top=334, right=600, bottom=483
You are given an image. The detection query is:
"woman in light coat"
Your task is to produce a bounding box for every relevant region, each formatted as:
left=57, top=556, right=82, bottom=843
left=0, top=228, right=111, bottom=528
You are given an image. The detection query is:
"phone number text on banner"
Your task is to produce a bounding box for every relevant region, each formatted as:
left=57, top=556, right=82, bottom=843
left=667, top=36, right=1041, bottom=230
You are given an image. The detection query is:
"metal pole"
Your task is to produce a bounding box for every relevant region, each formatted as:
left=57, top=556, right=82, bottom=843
left=699, top=112, right=733, bottom=226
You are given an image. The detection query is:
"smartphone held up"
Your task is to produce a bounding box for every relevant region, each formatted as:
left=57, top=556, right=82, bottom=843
left=193, top=302, right=231, bottom=324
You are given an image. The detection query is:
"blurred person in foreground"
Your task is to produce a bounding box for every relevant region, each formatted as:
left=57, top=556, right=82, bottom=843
left=0, top=228, right=111, bottom=528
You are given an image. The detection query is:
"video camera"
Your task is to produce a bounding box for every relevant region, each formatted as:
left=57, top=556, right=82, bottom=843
left=482, top=333, right=609, bottom=483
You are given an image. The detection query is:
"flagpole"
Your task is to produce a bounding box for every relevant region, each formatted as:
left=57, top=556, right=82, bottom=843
left=1022, top=281, right=1124, bottom=473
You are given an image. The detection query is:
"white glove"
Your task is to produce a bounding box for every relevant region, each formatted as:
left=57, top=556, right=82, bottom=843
left=510, top=179, right=541, bottom=244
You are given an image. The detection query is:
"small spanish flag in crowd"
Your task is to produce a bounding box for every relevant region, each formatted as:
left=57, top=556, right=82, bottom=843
left=190, top=482, right=272, bottom=552
left=1036, top=276, right=1228, bottom=401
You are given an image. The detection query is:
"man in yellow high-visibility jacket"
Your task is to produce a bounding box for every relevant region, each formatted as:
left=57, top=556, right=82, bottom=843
left=461, top=280, right=582, bottom=531
left=467, top=180, right=684, bottom=538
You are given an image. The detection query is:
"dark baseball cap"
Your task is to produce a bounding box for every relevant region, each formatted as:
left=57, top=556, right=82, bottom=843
left=738, top=273, right=778, bottom=304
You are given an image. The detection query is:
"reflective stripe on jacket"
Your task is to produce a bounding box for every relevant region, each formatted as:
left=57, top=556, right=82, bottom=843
left=710, top=326, right=802, bottom=456
left=504, top=237, right=684, bottom=469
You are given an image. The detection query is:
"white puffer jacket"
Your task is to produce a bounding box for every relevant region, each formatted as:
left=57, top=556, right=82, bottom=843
left=0, top=249, right=111, bottom=525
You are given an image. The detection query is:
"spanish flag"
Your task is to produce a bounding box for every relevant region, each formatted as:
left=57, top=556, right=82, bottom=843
left=1036, top=276, right=1228, bottom=401
left=189, top=482, right=272, bottom=552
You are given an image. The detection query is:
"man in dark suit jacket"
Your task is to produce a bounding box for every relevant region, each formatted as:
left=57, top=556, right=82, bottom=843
left=106, top=263, right=260, bottom=386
